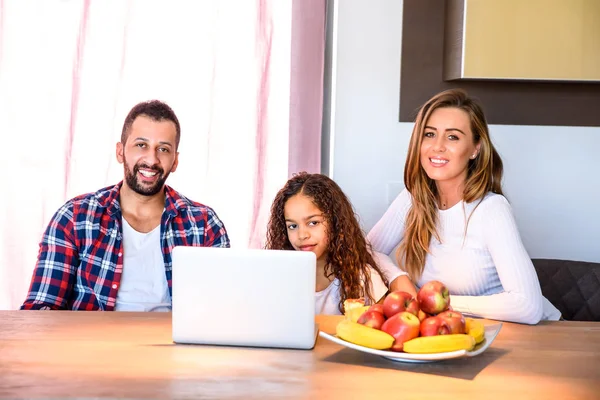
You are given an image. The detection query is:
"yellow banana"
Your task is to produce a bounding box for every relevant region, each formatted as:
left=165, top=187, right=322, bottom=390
left=345, top=305, right=370, bottom=323
left=403, top=334, right=475, bottom=354
left=336, top=320, right=394, bottom=350
left=465, top=318, right=485, bottom=344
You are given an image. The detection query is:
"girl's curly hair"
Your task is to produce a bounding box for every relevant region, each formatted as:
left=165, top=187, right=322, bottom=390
left=265, top=172, right=389, bottom=313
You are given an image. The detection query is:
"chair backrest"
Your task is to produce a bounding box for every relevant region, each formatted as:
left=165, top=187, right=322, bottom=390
left=532, top=258, right=600, bottom=321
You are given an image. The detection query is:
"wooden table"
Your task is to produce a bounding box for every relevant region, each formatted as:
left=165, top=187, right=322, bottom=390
left=1, top=311, right=599, bottom=399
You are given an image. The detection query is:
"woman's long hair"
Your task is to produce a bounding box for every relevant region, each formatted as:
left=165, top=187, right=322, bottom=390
left=398, top=89, right=504, bottom=281
left=265, top=172, right=389, bottom=313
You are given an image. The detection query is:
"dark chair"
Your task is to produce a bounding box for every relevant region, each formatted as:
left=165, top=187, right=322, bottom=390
left=532, top=259, right=600, bottom=321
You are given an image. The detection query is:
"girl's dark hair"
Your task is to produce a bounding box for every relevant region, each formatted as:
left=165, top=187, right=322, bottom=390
left=266, top=172, right=389, bottom=313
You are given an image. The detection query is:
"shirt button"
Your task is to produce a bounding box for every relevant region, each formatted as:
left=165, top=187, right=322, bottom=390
left=112, top=284, right=118, bottom=289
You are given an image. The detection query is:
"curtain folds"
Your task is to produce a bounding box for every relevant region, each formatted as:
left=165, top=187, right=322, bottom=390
left=0, top=0, right=325, bottom=310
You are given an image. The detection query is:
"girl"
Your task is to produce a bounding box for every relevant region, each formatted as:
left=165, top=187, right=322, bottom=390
left=367, top=89, right=561, bottom=324
left=265, top=172, right=411, bottom=314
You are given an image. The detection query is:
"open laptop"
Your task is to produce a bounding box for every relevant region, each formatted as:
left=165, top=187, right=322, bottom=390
left=171, top=246, right=317, bottom=350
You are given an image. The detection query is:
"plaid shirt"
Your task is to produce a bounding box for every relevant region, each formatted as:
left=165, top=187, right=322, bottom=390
left=21, top=182, right=230, bottom=310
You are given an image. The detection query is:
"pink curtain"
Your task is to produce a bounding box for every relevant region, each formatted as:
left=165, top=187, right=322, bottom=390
left=288, top=0, right=325, bottom=175
left=0, top=0, right=325, bottom=310
left=247, top=0, right=326, bottom=249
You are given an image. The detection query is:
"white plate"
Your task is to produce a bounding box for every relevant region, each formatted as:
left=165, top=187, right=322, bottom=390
left=319, top=322, right=502, bottom=363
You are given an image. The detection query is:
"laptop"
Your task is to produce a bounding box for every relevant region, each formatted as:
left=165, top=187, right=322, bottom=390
left=171, top=246, right=318, bottom=350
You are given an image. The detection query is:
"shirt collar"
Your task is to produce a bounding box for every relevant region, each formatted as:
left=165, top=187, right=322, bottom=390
left=100, top=181, right=185, bottom=218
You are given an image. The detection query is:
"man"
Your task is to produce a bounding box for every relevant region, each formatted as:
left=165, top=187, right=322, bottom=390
left=21, top=100, right=230, bottom=311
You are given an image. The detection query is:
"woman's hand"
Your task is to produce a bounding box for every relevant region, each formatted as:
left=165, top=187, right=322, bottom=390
left=389, top=275, right=418, bottom=298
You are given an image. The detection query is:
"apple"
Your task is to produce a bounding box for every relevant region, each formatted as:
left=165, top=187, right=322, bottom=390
left=368, top=304, right=385, bottom=315
left=417, top=280, right=450, bottom=315
left=404, top=298, right=420, bottom=316
left=436, top=310, right=465, bottom=334
left=380, top=311, right=421, bottom=352
left=419, top=316, right=451, bottom=336
left=383, top=291, right=420, bottom=318
left=357, top=310, right=386, bottom=330
left=417, top=309, right=431, bottom=322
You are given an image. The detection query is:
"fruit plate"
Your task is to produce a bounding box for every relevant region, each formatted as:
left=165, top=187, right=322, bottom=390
left=319, top=322, right=502, bottom=363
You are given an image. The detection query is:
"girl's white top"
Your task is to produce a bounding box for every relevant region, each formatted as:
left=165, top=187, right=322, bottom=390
left=315, top=266, right=390, bottom=315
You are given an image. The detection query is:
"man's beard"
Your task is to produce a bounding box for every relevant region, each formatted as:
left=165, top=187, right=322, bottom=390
left=123, top=158, right=170, bottom=196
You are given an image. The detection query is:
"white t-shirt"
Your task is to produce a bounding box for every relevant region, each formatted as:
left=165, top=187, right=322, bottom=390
left=114, top=218, right=171, bottom=312
left=315, top=267, right=389, bottom=315
left=367, top=189, right=561, bottom=323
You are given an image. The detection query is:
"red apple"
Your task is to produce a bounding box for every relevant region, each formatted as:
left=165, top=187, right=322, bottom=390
left=357, top=310, right=386, bottom=330
left=417, top=280, right=450, bottom=315
left=380, top=311, right=421, bottom=352
left=437, top=310, right=465, bottom=334
left=417, top=309, right=430, bottom=322
left=368, top=304, right=385, bottom=315
left=404, top=298, right=419, bottom=316
left=419, top=316, right=451, bottom=336
left=383, top=291, right=420, bottom=318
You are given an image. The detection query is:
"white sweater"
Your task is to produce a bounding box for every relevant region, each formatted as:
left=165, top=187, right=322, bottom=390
left=367, top=189, right=561, bottom=324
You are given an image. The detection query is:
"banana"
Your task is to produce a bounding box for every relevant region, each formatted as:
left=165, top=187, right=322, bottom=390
left=403, top=334, right=476, bottom=354
left=336, top=320, right=394, bottom=350
left=344, top=299, right=369, bottom=322
left=345, top=305, right=370, bottom=323
left=465, top=318, right=485, bottom=344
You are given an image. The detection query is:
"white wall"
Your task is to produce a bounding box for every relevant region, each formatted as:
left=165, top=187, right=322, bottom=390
left=327, top=0, right=600, bottom=262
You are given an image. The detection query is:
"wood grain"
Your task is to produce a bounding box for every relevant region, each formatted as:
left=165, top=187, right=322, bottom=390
left=1, top=311, right=599, bottom=399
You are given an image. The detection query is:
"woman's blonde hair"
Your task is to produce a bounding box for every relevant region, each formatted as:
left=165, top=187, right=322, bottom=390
left=398, top=89, right=504, bottom=281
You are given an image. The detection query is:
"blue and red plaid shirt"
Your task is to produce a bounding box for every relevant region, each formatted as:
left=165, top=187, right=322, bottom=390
left=21, top=182, right=230, bottom=310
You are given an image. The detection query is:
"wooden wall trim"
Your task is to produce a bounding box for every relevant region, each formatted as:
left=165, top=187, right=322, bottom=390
left=399, top=0, right=600, bottom=127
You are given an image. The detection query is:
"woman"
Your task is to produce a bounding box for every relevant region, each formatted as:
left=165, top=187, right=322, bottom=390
left=367, top=89, right=560, bottom=324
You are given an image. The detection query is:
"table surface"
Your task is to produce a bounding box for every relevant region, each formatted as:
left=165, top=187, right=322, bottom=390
left=1, top=311, right=599, bottom=399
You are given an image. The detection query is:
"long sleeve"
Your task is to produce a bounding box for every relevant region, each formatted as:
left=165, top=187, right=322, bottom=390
left=371, top=250, right=407, bottom=283
left=203, top=208, right=230, bottom=248
left=367, top=189, right=412, bottom=255
left=449, top=196, right=544, bottom=324
left=21, top=204, right=78, bottom=310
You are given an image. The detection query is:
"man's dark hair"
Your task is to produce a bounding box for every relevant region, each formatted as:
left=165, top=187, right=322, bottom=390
left=121, top=100, right=181, bottom=149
